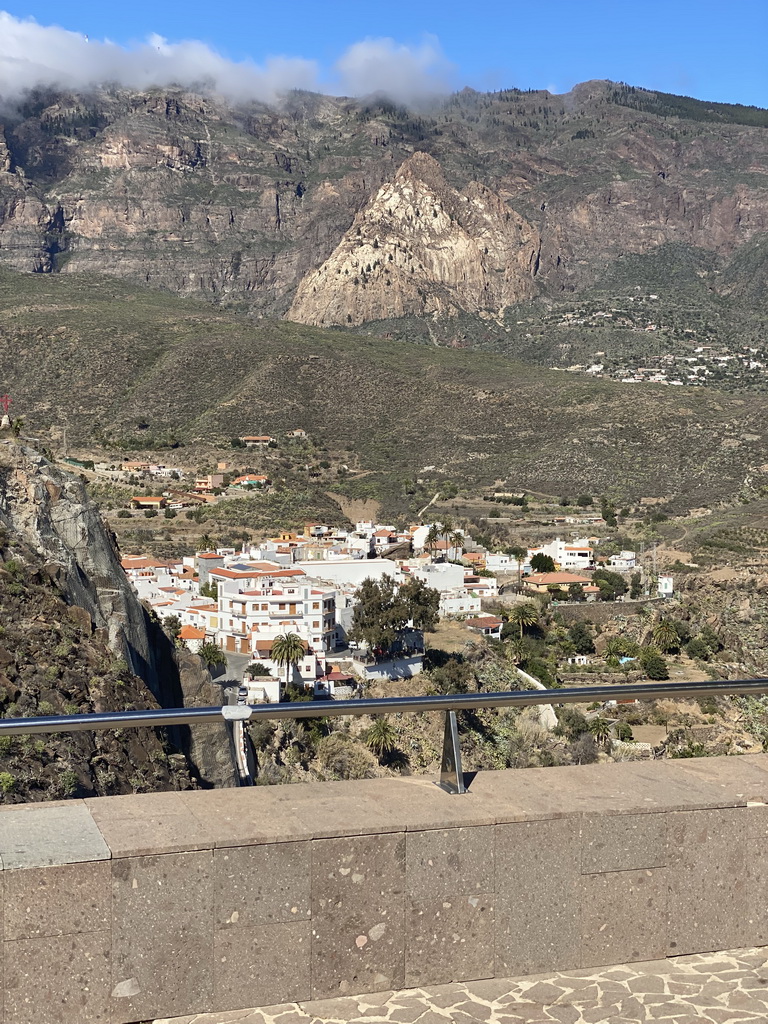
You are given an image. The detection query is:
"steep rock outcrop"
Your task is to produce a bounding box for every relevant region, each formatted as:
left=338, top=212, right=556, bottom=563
left=0, top=437, right=236, bottom=791
left=288, top=152, right=539, bottom=325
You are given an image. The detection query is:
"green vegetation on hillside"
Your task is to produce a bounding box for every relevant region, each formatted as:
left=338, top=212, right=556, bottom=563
left=2, top=268, right=768, bottom=517
left=608, top=83, right=768, bottom=128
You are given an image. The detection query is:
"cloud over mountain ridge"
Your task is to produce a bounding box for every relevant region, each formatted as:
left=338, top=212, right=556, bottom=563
left=0, top=12, right=454, bottom=106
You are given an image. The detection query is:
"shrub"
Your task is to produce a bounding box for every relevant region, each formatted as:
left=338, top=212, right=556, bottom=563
left=0, top=771, right=16, bottom=794
left=686, top=637, right=710, bottom=661
left=316, top=734, right=376, bottom=780
left=555, top=705, right=589, bottom=739
left=615, top=721, right=634, bottom=741
left=570, top=734, right=599, bottom=764
left=117, top=509, right=131, bottom=518
left=641, top=650, right=669, bottom=680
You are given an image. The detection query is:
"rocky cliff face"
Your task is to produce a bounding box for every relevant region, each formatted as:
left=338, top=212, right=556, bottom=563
left=288, top=152, right=538, bottom=325
left=0, top=82, right=766, bottom=322
left=0, top=436, right=236, bottom=799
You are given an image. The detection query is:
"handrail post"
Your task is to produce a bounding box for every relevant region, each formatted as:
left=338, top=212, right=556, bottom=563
left=435, top=710, right=466, bottom=794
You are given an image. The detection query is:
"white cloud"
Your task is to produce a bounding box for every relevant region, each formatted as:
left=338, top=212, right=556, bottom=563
left=0, top=13, right=454, bottom=107
left=333, top=36, right=455, bottom=103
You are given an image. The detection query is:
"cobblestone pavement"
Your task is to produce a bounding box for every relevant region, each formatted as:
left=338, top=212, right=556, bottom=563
left=155, top=946, right=768, bottom=1023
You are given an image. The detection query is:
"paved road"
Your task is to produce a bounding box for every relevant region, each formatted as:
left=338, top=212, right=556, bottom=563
left=154, top=945, right=768, bottom=1023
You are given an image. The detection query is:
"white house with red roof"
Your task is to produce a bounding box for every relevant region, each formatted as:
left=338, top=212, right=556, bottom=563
left=465, top=615, right=503, bottom=638
left=179, top=625, right=207, bottom=653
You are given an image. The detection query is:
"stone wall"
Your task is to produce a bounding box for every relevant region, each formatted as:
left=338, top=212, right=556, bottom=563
left=3, top=755, right=768, bottom=1022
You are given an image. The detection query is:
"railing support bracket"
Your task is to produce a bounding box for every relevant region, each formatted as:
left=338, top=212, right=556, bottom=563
left=435, top=710, right=466, bottom=794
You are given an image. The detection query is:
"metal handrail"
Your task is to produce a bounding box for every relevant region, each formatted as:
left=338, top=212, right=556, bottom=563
left=2, top=679, right=766, bottom=793
left=1, top=678, right=765, bottom=734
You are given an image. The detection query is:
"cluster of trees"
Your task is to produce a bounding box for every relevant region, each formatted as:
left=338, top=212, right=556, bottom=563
left=350, top=575, right=440, bottom=654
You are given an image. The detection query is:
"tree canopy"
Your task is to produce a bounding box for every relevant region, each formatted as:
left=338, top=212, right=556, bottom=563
left=350, top=575, right=439, bottom=654
left=530, top=553, right=556, bottom=573
left=592, top=568, right=628, bottom=601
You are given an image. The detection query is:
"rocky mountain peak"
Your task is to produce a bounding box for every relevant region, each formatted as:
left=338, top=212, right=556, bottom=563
left=287, top=152, right=539, bottom=325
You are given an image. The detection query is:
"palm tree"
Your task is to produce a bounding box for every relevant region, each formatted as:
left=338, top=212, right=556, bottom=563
left=604, top=637, right=625, bottom=660
left=506, top=545, right=527, bottom=586
left=271, top=632, right=305, bottom=687
left=505, top=637, right=526, bottom=669
left=588, top=717, right=612, bottom=748
left=449, top=530, right=464, bottom=561
left=507, top=601, right=539, bottom=639
left=198, top=642, right=226, bottom=669
left=653, top=618, right=680, bottom=653
left=364, top=716, right=398, bottom=762
left=424, top=525, right=441, bottom=560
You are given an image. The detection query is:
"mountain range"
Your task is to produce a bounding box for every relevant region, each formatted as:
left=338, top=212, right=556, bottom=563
left=1, top=80, right=767, bottom=513
left=1, top=80, right=766, bottom=324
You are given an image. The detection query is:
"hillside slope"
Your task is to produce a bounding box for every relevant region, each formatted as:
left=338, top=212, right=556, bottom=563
left=2, top=270, right=768, bottom=511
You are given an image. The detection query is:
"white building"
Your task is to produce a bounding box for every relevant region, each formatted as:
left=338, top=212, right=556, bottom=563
left=528, top=537, right=594, bottom=571
left=485, top=552, right=529, bottom=575
left=608, top=550, right=637, bottom=571
left=411, top=561, right=465, bottom=592
left=294, top=559, right=400, bottom=589
left=658, top=575, right=674, bottom=597
left=439, top=589, right=482, bottom=617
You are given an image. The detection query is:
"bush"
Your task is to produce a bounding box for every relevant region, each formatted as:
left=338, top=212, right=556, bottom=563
left=570, top=734, right=599, bottom=764
left=555, top=706, right=589, bottom=739
left=641, top=650, right=669, bottom=680
left=686, top=637, right=710, bottom=661
left=144, top=509, right=158, bottom=518
left=430, top=658, right=473, bottom=694
left=0, top=771, right=16, bottom=794
left=316, top=734, right=376, bottom=780
left=615, top=721, right=634, bottom=741
left=117, top=509, right=131, bottom=518
left=568, top=621, right=595, bottom=655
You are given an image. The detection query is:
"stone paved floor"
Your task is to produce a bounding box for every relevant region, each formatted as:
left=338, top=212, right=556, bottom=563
left=154, top=946, right=768, bottom=1023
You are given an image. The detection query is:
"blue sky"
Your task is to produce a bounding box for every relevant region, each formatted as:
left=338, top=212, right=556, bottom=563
left=1, top=0, right=767, bottom=107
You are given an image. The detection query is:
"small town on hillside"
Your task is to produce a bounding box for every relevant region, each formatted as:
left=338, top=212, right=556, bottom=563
left=122, top=513, right=672, bottom=704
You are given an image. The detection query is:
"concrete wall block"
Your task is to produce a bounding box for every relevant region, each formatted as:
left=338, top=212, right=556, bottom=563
left=214, top=920, right=311, bottom=1011
left=0, top=802, right=110, bottom=869
left=3, top=861, right=111, bottom=941
left=311, top=893, right=404, bottom=999
left=742, top=803, right=768, bottom=945
left=310, top=833, right=406, bottom=999
left=406, top=826, right=495, bottom=898
left=0, top=876, right=3, bottom=1024
left=494, top=818, right=581, bottom=976
left=86, top=792, right=215, bottom=858
left=110, top=851, right=214, bottom=1022
left=666, top=808, right=750, bottom=955
left=406, top=894, right=494, bottom=987
left=581, top=812, right=667, bottom=874
left=3, top=930, right=111, bottom=1024
left=581, top=869, right=668, bottom=967
left=214, top=841, right=311, bottom=927
left=312, top=833, right=406, bottom=901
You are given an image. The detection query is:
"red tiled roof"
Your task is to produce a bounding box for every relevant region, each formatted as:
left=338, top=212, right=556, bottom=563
left=526, top=571, right=591, bottom=585
left=180, top=625, right=206, bottom=640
